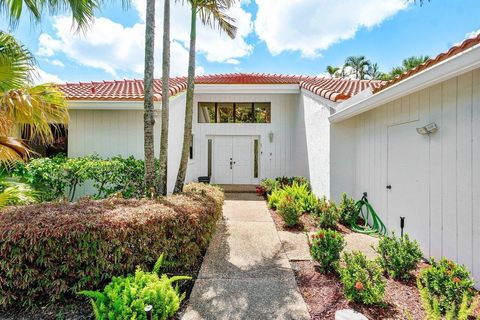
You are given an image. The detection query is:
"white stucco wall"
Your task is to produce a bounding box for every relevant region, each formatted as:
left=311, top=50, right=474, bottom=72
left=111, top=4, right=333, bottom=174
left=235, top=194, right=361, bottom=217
left=332, top=68, right=480, bottom=287
left=296, top=91, right=333, bottom=198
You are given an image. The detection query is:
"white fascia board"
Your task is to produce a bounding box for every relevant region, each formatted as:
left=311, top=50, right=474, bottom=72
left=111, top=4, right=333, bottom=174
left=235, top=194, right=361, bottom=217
left=330, top=44, right=480, bottom=123
left=67, top=92, right=186, bottom=110
left=194, top=84, right=300, bottom=94
left=300, top=88, right=338, bottom=111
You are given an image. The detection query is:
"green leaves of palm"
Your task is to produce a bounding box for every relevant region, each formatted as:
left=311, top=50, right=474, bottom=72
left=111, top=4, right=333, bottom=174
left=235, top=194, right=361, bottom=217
left=191, top=0, right=237, bottom=38
left=0, top=0, right=101, bottom=30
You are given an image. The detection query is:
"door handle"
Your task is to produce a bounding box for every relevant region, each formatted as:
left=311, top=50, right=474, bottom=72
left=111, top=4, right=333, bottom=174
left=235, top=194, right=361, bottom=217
left=386, top=185, right=392, bottom=190
left=230, top=160, right=233, bottom=169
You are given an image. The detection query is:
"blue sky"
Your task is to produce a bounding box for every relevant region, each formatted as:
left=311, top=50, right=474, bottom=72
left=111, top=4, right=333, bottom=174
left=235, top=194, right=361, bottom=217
left=2, top=0, right=479, bottom=83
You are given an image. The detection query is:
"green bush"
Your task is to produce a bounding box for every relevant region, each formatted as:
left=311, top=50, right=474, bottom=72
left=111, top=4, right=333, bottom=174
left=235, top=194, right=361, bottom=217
left=267, top=187, right=286, bottom=209
left=375, top=233, right=422, bottom=280
left=0, top=183, right=223, bottom=307
left=259, top=178, right=280, bottom=195
left=277, top=195, right=302, bottom=226
left=417, top=258, right=475, bottom=317
left=314, top=196, right=340, bottom=229
left=339, top=251, right=386, bottom=305
left=10, top=155, right=145, bottom=201
left=80, top=255, right=190, bottom=320
left=309, top=229, right=345, bottom=273
left=338, top=193, right=357, bottom=225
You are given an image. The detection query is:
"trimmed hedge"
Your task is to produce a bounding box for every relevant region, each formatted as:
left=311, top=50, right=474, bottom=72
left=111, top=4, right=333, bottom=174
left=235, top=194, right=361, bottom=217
left=0, top=183, right=223, bottom=307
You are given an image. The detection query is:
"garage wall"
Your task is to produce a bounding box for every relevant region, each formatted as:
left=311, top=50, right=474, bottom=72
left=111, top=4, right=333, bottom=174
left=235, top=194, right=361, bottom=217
left=346, top=68, right=480, bottom=285
left=68, top=94, right=187, bottom=193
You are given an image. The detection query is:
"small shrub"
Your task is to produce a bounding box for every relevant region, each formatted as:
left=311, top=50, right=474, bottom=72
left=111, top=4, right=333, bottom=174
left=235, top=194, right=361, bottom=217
left=309, top=229, right=345, bottom=273
left=268, top=182, right=317, bottom=213
left=375, top=233, right=422, bottom=280
left=417, top=258, right=475, bottom=317
left=314, top=196, right=340, bottom=229
left=338, top=193, right=357, bottom=225
left=80, top=255, right=191, bottom=320
left=339, top=251, right=386, bottom=305
left=267, top=187, right=286, bottom=209
left=259, top=178, right=280, bottom=196
left=278, top=195, right=302, bottom=226
left=0, top=183, right=223, bottom=306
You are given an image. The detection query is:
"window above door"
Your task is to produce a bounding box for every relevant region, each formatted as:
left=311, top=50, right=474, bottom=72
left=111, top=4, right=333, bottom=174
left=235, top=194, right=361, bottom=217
left=198, top=102, right=271, bottom=123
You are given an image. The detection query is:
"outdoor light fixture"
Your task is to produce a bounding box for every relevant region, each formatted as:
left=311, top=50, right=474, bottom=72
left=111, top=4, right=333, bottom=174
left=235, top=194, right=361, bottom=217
left=416, top=122, right=438, bottom=135
left=268, top=131, right=274, bottom=143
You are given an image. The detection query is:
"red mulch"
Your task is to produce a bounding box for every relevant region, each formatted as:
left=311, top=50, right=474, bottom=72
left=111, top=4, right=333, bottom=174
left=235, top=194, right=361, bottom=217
left=292, top=260, right=428, bottom=320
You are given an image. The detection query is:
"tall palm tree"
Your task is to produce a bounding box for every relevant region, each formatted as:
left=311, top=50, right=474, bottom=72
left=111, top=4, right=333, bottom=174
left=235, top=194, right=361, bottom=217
left=326, top=65, right=340, bottom=78
left=0, top=0, right=100, bottom=29
left=0, top=31, right=69, bottom=163
left=402, top=55, right=429, bottom=71
left=157, top=0, right=171, bottom=196
left=173, top=0, right=236, bottom=193
left=143, top=0, right=157, bottom=195
left=367, top=62, right=384, bottom=80
left=344, top=56, right=371, bottom=80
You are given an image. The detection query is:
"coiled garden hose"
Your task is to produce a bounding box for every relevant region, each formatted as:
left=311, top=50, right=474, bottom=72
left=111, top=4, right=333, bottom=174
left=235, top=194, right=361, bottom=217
left=351, top=193, right=387, bottom=236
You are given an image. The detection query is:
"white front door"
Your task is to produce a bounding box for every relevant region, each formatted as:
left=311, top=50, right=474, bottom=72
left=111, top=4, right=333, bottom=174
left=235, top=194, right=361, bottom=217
left=387, top=121, right=429, bottom=254
left=212, top=136, right=254, bottom=184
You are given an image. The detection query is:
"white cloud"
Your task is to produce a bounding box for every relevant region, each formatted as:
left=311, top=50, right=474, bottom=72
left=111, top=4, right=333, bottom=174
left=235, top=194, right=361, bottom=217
left=33, top=67, right=65, bottom=84
left=37, top=0, right=253, bottom=78
left=465, top=29, right=480, bottom=39
left=50, top=59, right=65, bottom=67
left=254, top=0, right=408, bottom=58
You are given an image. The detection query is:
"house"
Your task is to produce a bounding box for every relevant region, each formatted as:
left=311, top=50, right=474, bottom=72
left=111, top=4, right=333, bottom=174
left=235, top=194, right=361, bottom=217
left=59, top=33, right=480, bottom=285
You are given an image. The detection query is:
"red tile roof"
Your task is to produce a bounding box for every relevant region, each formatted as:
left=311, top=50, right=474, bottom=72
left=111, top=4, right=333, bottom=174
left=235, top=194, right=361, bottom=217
left=60, top=73, right=384, bottom=103
left=374, top=33, right=480, bottom=93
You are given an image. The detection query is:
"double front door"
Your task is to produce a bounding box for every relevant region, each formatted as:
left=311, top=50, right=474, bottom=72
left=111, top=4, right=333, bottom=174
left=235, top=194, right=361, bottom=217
left=212, top=136, right=255, bottom=184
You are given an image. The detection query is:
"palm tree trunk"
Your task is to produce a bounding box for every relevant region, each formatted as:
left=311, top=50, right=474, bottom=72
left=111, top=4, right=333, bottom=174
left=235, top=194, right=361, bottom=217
left=173, top=3, right=196, bottom=194
left=157, top=0, right=170, bottom=196
left=143, top=0, right=156, bottom=196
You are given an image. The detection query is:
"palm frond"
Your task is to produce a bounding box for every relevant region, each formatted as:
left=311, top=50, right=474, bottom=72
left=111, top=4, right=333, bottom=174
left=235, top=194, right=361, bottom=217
left=1, top=84, right=69, bottom=144
left=0, top=178, right=37, bottom=208
left=0, top=0, right=106, bottom=30
left=0, top=31, right=34, bottom=91
left=0, top=137, right=30, bottom=163
left=195, top=0, right=237, bottom=39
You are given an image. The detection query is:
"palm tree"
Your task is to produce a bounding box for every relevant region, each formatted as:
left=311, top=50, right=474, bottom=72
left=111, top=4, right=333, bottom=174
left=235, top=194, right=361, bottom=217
left=0, top=0, right=100, bottom=29
left=326, top=65, right=340, bottom=78
left=143, top=0, right=157, bottom=195
left=156, top=0, right=171, bottom=196
left=344, top=56, right=371, bottom=80
left=173, top=0, right=237, bottom=193
left=0, top=31, right=69, bottom=164
left=367, top=62, right=385, bottom=80
left=402, top=55, right=430, bottom=71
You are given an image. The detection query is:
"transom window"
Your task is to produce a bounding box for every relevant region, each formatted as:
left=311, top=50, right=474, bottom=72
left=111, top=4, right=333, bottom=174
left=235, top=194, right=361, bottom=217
left=198, top=102, right=271, bottom=123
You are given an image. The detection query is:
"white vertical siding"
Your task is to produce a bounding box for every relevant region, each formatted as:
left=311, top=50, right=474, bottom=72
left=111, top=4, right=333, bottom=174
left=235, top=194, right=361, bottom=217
left=345, top=68, right=480, bottom=286
left=189, top=93, right=298, bottom=183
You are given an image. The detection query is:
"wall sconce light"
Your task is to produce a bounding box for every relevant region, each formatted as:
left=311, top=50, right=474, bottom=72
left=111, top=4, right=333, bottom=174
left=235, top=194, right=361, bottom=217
left=416, top=122, right=438, bottom=135
left=268, top=131, right=274, bottom=143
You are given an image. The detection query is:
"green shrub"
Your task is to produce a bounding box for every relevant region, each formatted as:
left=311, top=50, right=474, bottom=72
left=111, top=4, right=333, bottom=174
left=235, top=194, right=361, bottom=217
left=314, top=196, right=340, bottom=229
left=259, top=178, right=280, bottom=195
left=417, top=258, right=475, bottom=317
left=375, top=233, right=422, bottom=280
left=267, top=182, right=317, bottom=213
left=277, top=194, right=302, bottom=226
left=0, top=183, right=223, bottom=307
left=339, top=251, right=386, bottom=305
left=338, top=193, right=357, bottom=225
left=418, top=281, right=478, bottom=320
left=10, top=155, right=145, bottom=201
left=309, top=229, right=345, bottom=273
left=80, top=255, right=190, bottom=320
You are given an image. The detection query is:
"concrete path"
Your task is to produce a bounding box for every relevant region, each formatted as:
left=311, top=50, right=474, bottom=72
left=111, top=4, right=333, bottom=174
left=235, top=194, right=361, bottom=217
left=182, top=193, right=311, bottom=320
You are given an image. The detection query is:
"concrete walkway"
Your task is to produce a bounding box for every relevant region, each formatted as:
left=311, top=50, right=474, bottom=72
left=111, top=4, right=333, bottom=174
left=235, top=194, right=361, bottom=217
left=182, top=193, right=310, bottom=320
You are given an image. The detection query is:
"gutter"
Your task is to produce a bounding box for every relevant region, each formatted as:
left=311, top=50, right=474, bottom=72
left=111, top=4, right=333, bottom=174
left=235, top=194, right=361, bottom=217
left=329, top=43, right=480, bottom=123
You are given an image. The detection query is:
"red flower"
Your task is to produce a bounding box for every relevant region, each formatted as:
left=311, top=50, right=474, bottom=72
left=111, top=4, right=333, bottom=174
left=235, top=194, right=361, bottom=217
left=453, top=277, right=461, bottom=283
left=355, top=281, right=364, bottom=291
left=318, top=233, right=325, bottom=239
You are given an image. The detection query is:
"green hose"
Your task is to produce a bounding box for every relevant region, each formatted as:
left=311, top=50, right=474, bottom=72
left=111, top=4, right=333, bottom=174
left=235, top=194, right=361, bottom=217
left=350, top=193, right=387, bottom=236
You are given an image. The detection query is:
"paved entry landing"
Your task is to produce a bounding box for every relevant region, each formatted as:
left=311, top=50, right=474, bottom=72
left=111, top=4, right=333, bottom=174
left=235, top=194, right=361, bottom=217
left=182, top=193, right=310, bottom=320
